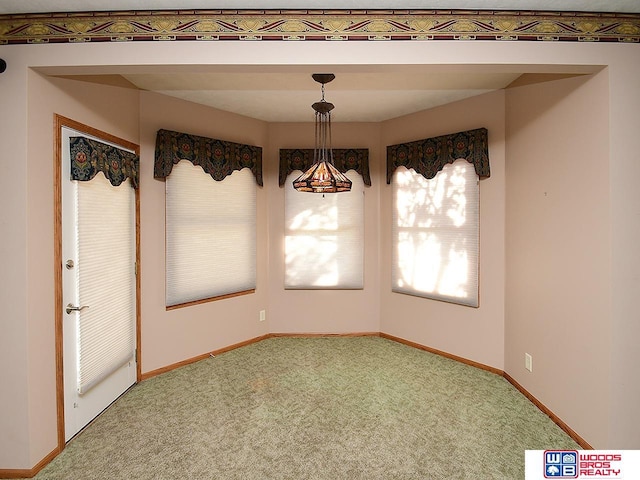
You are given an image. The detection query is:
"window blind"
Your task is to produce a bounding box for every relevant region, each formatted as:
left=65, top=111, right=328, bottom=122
left=76, top=174, right=136, bottom=394
left=392, top=159, right=479, bottom=307
left=165, top=161, right=256, bottom=306
left=285, top=171, right=364, bottom=289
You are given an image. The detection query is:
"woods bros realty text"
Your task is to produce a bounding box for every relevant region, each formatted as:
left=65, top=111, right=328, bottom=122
left=577, top=453, right=622, bottom=477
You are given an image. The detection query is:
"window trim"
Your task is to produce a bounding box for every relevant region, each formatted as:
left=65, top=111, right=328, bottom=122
left=166, top=289, right=255, bottom=311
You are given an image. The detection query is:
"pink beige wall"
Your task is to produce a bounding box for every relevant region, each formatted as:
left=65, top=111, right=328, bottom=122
left=606, top=51, right=640, bottom=450
left=265, top=122, right=382, bottom=334
left=138, top=96, right=383, bottom=371
left=139, top=92, right=270, bottom=373
left=22, top=71, right=140, bottom=468
left=504, top=72, right=612, bottom=447
left=2, top=39, right=640, bottom=471
left=0, top=46, right=30, bottom=470
left=379, top=90, right=507, bottom=371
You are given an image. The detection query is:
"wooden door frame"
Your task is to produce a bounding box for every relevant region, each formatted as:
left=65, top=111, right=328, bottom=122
left=53, top=114, right=141, bottom=451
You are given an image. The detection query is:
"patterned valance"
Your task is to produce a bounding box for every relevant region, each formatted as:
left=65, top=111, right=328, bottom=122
left=386, top=127, right=489, bottom=184
left=279, top=149, right=371, bottom=187
left=70, top=136, right=139, bottom=188
left=154, top=129, right=263, bottom=186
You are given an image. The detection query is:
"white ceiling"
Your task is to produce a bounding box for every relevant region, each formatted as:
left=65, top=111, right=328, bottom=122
left=8, top=1, right=635, bottom=122
left=122, top=70, right=524, bottom=123
left=53, top=65, right=597, bottom=123
left=2, top=0, right=640, bottom=14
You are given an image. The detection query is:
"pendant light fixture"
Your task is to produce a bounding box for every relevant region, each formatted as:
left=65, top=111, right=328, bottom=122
left=293, top=73, right=352, bottom=193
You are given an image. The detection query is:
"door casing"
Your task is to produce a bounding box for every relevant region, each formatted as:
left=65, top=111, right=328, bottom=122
left=54, top=114, right=141, bottom=451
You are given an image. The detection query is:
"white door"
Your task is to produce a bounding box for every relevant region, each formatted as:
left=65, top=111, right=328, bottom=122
left=61, top=126, right=137, bottom=441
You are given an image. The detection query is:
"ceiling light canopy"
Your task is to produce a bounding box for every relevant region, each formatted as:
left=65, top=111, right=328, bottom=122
left=293, top=74, right=352, bottom=193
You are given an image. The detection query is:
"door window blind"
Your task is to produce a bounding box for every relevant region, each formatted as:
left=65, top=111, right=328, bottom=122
left=76, top=173, right=136, bottom=394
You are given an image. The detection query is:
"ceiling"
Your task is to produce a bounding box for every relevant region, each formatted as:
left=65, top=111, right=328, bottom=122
left=52, top=66, right=599, bottom=123
left=8, top=1, right=635, bottom=122
left=121, top=70, right=525, bottom=123
left=2, top=0, right=640, bottom=14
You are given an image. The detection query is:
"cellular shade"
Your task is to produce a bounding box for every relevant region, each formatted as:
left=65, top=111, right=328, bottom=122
left=76, top=174, right=136, bottom=394
left=165, top=161, right=256, bottom=306
left=392, top=159, right=479, bottom=307
left=285, top=171, right=364, bottom=289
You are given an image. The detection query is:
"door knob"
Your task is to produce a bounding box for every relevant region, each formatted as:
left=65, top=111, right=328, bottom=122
left=66, top=304, right=89, bottom=315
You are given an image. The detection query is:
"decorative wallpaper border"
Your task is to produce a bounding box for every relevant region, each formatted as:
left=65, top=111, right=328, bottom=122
left=1, top=9, right=639, bottom=44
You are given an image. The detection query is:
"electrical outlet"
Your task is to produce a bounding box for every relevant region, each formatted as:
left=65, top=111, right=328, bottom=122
left=525, top=353, right=533, bottom=372
left=259, top=310, right=266, bottom=322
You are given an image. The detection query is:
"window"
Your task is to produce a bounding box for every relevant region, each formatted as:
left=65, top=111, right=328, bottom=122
left=165, top=160, right=256, bottom=307
left=284, top=171, right=364, bottom=289
left=392, top=159, right=479, bottom=307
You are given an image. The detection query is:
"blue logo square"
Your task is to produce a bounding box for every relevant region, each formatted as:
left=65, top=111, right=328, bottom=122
left=544, top=450, right=578, bottom=478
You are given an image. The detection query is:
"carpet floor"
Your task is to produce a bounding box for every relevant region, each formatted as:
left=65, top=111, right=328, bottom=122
left=18, top=336, right=578, bottom=479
